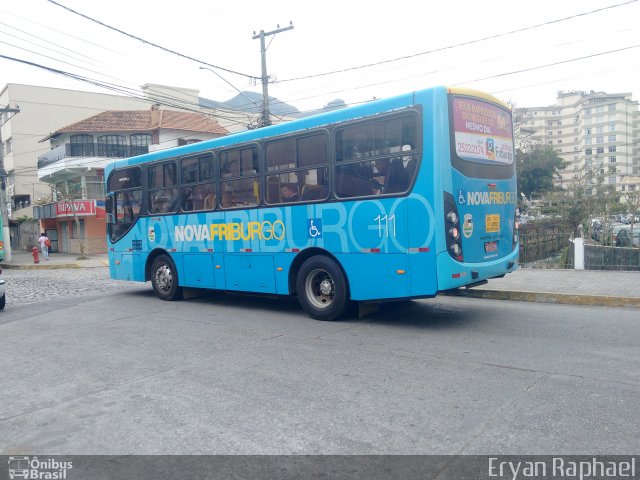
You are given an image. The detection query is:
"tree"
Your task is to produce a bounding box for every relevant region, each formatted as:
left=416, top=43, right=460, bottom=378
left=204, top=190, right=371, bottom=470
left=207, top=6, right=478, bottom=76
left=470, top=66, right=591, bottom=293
left=517, top=146, right=566, bottom=200
left=550, top=168, right=620, bottom=237
left=53, top=183, right=89, bottom=259
left=622, top=185, right=640, bottom=241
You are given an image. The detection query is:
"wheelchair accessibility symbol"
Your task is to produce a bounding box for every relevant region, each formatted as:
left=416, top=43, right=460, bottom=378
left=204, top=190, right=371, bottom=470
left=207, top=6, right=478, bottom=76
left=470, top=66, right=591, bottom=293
left=307, top=218, right=322, bottom=238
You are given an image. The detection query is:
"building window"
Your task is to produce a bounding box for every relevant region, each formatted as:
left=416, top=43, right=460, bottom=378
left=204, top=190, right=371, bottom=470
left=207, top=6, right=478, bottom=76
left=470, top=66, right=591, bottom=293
left=609, top=156, right=616, bottom=163
left=85, top=174, right=105, bottom=199
left=558, top=140, right=563, bottom=144
left=608, top=114, right=616, bottom=122
left=557, top=121, right=562, bottom=126
left=574, top=137, right=578, bottom=143
left=585, top=108, right=591, bottom=115
left=558, top=131, right=562, bottom=135
left=584, top=128, right=591, bottom=136
left=66, top=177, right=83, bottom=197
left=585, top=148, right=592, bottom=155
left=548, top=140, right=553, bottom=145
left=608, top=135, right=616, bottom=142
left=609, top=146, right=616, bottom=153
left=557, top=148, right=563, bottom=153
left=597, top=147, right=604, bottom=154
left=584, top=118, right=592, bottom=125
left=69, top=134, right=94, bottom=156
left=608, top=124, right=615, bottom=132
left=97, top=135, right=127, bottom=157
left=130, top=134, right=151, bottom=156
left=13, top=194, right=30, bottom=210
left=585, top=138, right=592, bottom=145
left=608, top=104, right=616, bottom=111
left=596, top=137, right=603, bottom=144
left=596, top=126, right=604, bottom=134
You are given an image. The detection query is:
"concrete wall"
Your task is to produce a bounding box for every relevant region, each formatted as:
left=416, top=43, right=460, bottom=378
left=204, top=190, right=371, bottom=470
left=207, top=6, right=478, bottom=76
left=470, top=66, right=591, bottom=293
left=10, top=220, right=41, bottom=252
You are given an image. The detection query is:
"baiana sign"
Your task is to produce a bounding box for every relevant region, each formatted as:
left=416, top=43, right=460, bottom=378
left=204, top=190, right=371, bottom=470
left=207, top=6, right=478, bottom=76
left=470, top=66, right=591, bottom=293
left=56, top=200, right=96, bottom=217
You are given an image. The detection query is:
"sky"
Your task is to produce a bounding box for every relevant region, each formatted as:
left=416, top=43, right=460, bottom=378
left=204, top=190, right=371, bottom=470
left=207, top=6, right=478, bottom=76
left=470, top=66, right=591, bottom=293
left=1, top=0, right=639, bottom=115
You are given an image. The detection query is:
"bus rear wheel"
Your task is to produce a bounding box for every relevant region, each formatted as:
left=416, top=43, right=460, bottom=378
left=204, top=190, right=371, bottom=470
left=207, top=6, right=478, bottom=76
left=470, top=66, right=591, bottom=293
left=151, top=254, right=183, bottom=301
left=296, top=256, right=348, bottom=321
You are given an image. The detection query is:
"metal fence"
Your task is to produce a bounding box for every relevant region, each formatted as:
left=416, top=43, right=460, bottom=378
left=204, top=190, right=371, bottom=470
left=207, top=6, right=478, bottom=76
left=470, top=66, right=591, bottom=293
left=566, top=242, right=640, bottom=271
left=519, top=232, right=572, bottom=266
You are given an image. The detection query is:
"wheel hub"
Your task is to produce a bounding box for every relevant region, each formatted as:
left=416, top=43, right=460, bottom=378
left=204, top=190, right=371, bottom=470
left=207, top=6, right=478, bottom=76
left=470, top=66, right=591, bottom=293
left=156, top=266, right=172, bottom=290
left=319, top=279, right=333, bottom=296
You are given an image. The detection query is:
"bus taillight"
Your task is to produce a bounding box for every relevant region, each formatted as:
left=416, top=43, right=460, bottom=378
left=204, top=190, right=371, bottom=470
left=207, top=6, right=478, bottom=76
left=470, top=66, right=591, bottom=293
left=444, top=192, right=463, bottom=262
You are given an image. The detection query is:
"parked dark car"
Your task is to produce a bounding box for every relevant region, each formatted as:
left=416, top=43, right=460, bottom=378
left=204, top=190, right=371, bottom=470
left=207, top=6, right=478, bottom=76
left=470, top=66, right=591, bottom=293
left=616, top=228, right=640, bottom=247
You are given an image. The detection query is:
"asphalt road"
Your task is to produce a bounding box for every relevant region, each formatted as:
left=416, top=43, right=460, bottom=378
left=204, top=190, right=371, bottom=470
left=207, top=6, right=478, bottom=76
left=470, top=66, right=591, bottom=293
left=0, top=276, right=638, bottom=455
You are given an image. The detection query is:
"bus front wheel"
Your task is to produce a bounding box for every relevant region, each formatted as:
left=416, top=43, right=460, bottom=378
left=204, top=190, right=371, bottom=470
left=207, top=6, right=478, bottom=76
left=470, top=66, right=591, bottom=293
left=151, top=254, right=183, bottom=301
left=296, top=256, right=348, bottom=321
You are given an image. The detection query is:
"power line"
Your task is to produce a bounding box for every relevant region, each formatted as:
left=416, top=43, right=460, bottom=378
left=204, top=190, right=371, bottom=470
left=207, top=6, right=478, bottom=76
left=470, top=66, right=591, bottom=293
left=46, top=0, right=257, bottom=80
left=0, top=21, right=99, bottom=64
left=454, top=44, right=640, bottom=86
left=275, top=0, right=639, bottom=83
left=0, top=54, right=255, bottom=129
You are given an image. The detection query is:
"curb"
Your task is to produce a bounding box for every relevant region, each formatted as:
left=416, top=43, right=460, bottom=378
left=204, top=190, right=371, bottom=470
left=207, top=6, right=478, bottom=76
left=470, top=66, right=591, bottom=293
left=1, top=263, right=81, bottom=270
left=445, top=288, right=640, bottom=308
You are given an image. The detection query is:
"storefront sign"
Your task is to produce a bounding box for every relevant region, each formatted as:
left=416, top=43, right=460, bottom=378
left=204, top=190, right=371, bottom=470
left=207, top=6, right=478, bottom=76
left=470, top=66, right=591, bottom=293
left=56, top=200, right=97, bottom=217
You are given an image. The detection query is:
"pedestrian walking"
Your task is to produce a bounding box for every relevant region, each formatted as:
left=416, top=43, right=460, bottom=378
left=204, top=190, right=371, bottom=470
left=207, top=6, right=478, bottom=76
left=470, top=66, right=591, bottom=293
left=38, top=232, right=50, bottom=260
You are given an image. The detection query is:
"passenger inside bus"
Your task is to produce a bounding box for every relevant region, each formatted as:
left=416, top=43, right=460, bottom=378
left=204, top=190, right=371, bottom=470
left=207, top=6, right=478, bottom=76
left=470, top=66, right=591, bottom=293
left=280, top=183, right=300, bottom=202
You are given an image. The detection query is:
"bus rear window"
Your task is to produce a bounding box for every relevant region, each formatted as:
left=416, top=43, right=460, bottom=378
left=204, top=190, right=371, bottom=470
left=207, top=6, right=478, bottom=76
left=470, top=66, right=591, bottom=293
left=451, top=96, right=513, bottom=165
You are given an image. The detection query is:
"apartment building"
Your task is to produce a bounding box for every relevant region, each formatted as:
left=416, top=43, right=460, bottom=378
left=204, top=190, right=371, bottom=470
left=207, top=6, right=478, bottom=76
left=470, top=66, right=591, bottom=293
left=518, top=90, right=639, bottom=194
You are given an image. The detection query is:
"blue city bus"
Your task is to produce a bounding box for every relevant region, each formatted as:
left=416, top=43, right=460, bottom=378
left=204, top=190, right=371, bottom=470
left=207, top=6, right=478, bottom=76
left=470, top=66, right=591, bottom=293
left=105, top=86, right=518, bottom=320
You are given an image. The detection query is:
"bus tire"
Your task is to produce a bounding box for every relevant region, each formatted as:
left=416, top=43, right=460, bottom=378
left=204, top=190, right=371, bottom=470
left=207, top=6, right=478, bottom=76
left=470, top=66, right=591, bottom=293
left=0, top=293, right=5, bottom=310
left=296, top=256, right=348, bottom=321
left=151, top=254, right=183, bottom=301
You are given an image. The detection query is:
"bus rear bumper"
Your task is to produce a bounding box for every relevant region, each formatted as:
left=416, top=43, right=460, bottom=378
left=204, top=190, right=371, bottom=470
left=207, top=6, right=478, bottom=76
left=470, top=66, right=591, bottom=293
left=436, top=249, right=519, bottom=292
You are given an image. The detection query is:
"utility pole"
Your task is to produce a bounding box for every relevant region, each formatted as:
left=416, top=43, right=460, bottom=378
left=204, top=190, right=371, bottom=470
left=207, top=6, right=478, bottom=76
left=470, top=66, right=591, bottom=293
left=0, top=106, right=20, bottom=263
left=252, top=22, right=294, bottom=127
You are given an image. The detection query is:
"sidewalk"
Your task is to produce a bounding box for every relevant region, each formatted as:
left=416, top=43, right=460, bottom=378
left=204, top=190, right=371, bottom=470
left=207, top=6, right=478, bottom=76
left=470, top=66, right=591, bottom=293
left=1, top=252, right=639, bottom=308
left=447, top=267, right=640, bottom=308
left=0, top=251, right=109, bottom=270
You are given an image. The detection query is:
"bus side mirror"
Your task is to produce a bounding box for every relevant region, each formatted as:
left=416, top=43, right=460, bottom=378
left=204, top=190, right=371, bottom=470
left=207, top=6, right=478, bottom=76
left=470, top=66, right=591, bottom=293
left=105, top=195, right=115, bottom=224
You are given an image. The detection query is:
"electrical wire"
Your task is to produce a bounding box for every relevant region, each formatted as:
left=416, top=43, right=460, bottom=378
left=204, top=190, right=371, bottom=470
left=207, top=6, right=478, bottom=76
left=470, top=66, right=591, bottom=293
left=275, top=0, right=639, bottom=83
left=46, top=0, right=257, bottom=80
left=0, top=54, right=255, bottom=129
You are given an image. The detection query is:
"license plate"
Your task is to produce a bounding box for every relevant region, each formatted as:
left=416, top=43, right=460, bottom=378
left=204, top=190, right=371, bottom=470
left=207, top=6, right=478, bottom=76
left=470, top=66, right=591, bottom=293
left=484, top=240, right=498, bottom=253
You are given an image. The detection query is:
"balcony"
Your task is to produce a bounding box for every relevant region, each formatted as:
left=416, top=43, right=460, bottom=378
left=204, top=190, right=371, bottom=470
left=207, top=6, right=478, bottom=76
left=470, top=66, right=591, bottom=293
left=38, top=143, right=149, bottom=169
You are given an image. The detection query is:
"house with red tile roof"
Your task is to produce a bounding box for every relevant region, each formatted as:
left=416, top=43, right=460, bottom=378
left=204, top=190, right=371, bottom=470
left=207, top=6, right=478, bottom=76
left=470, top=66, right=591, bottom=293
left=34, top=106, right=228, bottom=255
